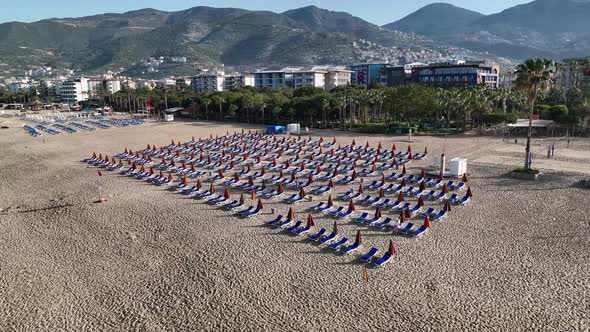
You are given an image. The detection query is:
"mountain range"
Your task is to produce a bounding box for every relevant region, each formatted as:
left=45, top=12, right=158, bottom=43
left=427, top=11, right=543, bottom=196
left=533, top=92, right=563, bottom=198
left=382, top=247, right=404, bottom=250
left=384, top=0, right=590, bottom=60
left=0, top=0, right=589, bottom=77
left=0, top=6, right=450, bottom=77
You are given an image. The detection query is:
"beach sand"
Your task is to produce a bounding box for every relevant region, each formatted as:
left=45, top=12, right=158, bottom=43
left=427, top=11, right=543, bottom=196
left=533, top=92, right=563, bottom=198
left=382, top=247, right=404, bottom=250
left=0, top=118, right=588, bottom=331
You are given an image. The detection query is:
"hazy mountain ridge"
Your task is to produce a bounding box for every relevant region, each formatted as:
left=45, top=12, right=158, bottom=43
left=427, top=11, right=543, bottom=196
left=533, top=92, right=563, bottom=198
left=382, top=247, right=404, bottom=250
left=0, top=5, right=454, bottom=75
left=383, top=0, right=590, bottom=59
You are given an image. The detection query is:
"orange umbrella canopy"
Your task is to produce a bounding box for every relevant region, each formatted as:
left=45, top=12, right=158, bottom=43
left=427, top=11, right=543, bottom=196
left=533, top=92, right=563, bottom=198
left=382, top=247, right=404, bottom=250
left=183, top=177, right=189, bottom=185
left=306, top=214, right=314, bottom=227
left=287, top=207, right=295, bottom=220
left=375, top=206, right=382, bottom=218
left=355, top=230, right=362, bottom=244
left=444, top=199, right=451, bottom=212
left=388, top=239, right=397, bottom=255
left=398, top=211, right=406, bottom=223
left=278, top=183, right=284, bottom=193
left=168, top=172, right=174, bottom=181
left=419, top=181, right=426, bottom=191
left=299, top=188, right=306, bottom=197
left=404, top=207, right=411, bottom=219
left=328, top=179, right=334, bottom=188
left=467, top=187, right=473, bottom=198
left=224, top=188, right=231, bottom=199
left=442, top=183, right=449, bottom=194
left=209, top=182, right=215, bottom=193
left=251, top=190, right=256, bottom=200
left=159, top=169, right=165, bottom=178
left=239, top=193, right=245, bottom=204
left=196, top=179, right=202, bottom=189
left=347, top=199, right=356, bottom=211
left=327, top=194, right=334, bottom=206
left=379, top=188, right=385, bottom=198
left=424, top=216, right=432, bottom=228
left=397, top=191, right=405, bottom=202
left=256, top=199, right=264, bottom=210
left=462, top=173, right=468, bottom=183
left=417, top=195, right=424, bottom=207
left=402, top=165, right=407, bottom=174
left=358, top=183, right=364, bottom=194
left=352, top=170, right=358, bottom=179
left=307, top=174, right=314, bottom=185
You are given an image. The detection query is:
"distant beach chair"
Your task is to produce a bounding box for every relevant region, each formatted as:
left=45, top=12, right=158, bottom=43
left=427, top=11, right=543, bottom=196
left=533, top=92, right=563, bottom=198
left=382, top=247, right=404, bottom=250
left=359, top=248, right=379, bottom=263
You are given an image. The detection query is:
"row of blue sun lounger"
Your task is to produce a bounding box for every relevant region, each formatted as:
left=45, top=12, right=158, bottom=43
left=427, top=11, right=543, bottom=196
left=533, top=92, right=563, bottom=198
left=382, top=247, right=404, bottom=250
left=36, top=125, right=61, bottom=135
left=70, top=122, right=97, bottom=131
left=23, top=125, right=42, bottom=137
left=265, top=215, right=395, bottom=266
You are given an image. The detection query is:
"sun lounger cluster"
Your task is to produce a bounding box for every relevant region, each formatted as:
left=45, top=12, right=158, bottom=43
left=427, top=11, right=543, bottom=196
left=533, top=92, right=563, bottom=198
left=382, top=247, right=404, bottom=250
left=86, top=131, right=475, bottom=267
left=23, top=115, right=143, bottom=137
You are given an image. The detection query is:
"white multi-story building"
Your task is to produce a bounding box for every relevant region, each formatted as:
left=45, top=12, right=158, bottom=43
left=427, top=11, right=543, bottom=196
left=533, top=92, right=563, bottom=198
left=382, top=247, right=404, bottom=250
left=58, top=77, right=89, bottom=103
left=325, top=69, right=353, bottom=90
left=105, top=79, right=121, bottom=94
left=291, top=70, right=327, bottom=89
left=558, top=58, right=590, bottom=91
left=253, top=71, right=286, bottom=89
left=192, top=74, right=225, bottom=92
left=223, top=74, right=255, bottom=90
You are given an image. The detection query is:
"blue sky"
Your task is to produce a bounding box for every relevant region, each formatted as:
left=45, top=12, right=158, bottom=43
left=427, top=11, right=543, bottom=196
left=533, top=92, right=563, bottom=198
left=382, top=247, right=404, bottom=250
left=1, top=0, right=533, bottom=25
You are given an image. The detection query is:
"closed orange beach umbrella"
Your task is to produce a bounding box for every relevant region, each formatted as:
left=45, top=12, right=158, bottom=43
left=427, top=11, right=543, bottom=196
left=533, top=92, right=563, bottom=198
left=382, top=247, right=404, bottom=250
left=375, top=206, right=382, bottom=218
left=168, top=172, right=174, bottom=181
left=328, top=179, right=334, bottom=188
left=251, top=190, right=256, bottom=200
left=467, top=187, right=473, bottom=198
left=379, top=188, right=385, bottom=198
left=358, top=183, right=363, bottom=193
left=327, top=194, right=334, bottom=206
left=256, top=198, right=264, bottom=210
left=183, top=177, right=189, bottom=186
left=209, top=182, right=215, bottom=193
left=239, top=193, right=245, bottom=204
left=417, top=195, right=424, bottom=207
left=306, top=214, right=314, bottom=227
left=388, top=239, right=397, bottom=255
left=404, top=207, right=411, bottom=218
left=224, top=188, right=231, bottom=199
left=196, top=179, right=202, bottom=189
left=424, top=216, right=431, bottom=228
left=287, top=207, right=295, bottom=220
left=354, top=230, right=361, bottom=244
left=348, top=199, right=356, bottom=212
left=462, top=173, right=468, bottom=183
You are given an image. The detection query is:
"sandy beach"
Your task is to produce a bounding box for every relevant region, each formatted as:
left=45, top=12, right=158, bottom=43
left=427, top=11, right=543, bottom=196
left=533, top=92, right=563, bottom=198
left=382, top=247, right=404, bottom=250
left=0, top=117, right=589, bottom=331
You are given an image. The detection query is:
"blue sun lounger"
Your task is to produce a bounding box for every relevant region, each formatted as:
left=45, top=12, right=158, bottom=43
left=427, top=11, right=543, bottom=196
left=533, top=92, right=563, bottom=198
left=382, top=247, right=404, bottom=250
left=399, top=223, right=415, bottom=234
left=422, top=190, right=436, bottom=199
left=448, top=193, right=459, bottom=204
left=431, top=209, right=447, bottom=221
left=330, top=206, right=345, bottom=216
left=457, top=195, right=470, bottom=205
left=355, top=212, right=369, bottom=223
left=433, top=191, right=446, bottom=201
left=341, top=241, right=361, bottom=254
left=236, top=206, right=254, bottom=216
left=357, top=195, right=372, bottom=205
left=286, top=220, right=303, bottom=232
left=319, top=231, right=337, bottom=244
left=409, top=204, right=422, bottom=216
left=330, top=237, right=349, bottom=250
left=373, top=251, right=393, bottom=267
left=366, top=216, right=381, bottom=226
left=294, top=224, right=313, bottom=235
left=368, top=197, right=382, bottom=206
left=309, top=202, right=326, bottom=211
left=337, top=190, right=353, bottom=200
left=291, top=196, right=305, bottom=204
left=395, top=202, right=411, bottom=212
left=274, top=216, right=292, bottom=227
left=340, top=210, right=354, bottom=219
left=360, top=248, right=379, bottom=262
left=376, top=217, right=392, bottom=228
left=421, top=207, right=435, bottom=217
left=266, top=215, right=284, bottom=226
left=348, top=192, right=362, bottom=201
left=318, top=204, right=333, bottom=213
left=402, top=187, right=415, bottom=196
left=410, top=225, right=428, bottom=237
left=387, top=200, right=402, bottom=210
left=309, top=228, right=327, bottom=241
left=377, top=199, right=392, bottom=208
left=282, top=194, right=298, bottom=203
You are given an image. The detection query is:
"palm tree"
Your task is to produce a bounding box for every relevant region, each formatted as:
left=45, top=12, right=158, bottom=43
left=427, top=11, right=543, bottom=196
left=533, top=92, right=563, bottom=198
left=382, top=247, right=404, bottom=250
left=211, top=94, right=225, bottom=121
left=515, top=58, right=554, bottom=170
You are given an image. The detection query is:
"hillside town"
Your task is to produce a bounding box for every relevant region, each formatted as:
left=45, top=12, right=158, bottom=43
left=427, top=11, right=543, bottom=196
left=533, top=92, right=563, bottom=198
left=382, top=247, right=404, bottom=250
left=2, top=57, right=589, bottom=109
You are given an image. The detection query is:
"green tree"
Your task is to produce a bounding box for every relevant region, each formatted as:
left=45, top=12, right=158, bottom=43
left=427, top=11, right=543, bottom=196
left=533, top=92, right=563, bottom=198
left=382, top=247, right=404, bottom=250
left=515, top=58, right=554, bottom=170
